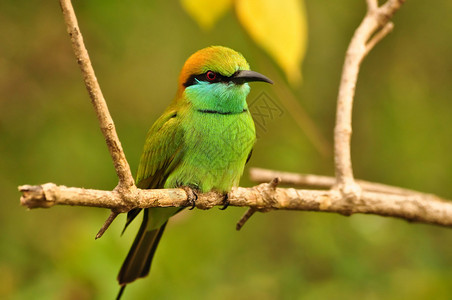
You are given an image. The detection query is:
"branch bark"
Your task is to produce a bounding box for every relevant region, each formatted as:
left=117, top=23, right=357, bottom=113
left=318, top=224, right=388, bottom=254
left=249, top=168, right=429, bottom=197
left=333, top=0, right=405, bottom=199
left=19, top=0, right=452, bottom=234
left=19, top=182, right=452, bottom=228
left=59, top=0, right=135, bottom=191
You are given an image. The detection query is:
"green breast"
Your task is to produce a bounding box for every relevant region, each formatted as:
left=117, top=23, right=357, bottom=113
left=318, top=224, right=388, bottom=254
left=164, top=109, right=255, bottom=193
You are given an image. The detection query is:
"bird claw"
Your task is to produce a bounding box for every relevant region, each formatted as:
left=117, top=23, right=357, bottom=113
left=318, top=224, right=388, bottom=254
left=182, top=186, right=198, bottom=210
left=219, top=193, right=230, bottom=210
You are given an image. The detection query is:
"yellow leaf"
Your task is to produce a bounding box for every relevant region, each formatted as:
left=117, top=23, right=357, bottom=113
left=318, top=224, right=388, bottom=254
left=235, top=0, right=307, bottom=85
left=181, top=0, right=233, bottom=30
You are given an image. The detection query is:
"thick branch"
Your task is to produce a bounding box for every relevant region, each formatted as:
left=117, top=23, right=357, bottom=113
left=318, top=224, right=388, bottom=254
left=333, top=0, right=405, bottom=196
left=19, top=183, right=452, bottom=228
left=59, top=0, right=134, bottom=190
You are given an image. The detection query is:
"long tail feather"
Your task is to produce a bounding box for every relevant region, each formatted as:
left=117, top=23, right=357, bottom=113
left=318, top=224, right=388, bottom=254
left=117, top=209, right=168, bottom=285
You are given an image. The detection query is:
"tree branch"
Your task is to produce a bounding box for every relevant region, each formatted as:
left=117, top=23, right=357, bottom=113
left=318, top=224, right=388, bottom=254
left=19, top=182, right=452, bottom=228
left=58, top=0, right=138, bottom=236
left=59, top=0, right=135, bottom=191
left=333, top=0, right=405, bottom=200
left=249, top=168, right=429, bottom=197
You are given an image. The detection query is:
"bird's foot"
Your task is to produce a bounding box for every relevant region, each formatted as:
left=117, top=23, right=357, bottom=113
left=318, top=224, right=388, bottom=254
left=219, top=193, right=230, bottom=210
left=182, top=186, right=198, bottom=210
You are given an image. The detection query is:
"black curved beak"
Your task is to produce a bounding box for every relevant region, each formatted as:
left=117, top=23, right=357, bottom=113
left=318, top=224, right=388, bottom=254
left=230, top=70, right=273, bottom=85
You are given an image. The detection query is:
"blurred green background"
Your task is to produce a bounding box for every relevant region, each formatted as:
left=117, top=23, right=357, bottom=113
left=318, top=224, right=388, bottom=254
left=1, top=1, right=452, bottom=299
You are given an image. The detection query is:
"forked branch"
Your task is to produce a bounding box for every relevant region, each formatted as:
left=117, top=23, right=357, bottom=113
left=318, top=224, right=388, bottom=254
left=333, top=0, right=405, bottom=198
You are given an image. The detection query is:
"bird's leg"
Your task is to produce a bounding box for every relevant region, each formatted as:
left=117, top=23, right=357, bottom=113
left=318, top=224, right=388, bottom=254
left=219, top=193, right=230, bottom=210
left=181, top=185, right=198, bottom=210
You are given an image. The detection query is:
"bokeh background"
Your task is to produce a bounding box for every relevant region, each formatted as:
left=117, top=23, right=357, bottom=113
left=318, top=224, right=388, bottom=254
left=2, top=1, right=452, bottom=299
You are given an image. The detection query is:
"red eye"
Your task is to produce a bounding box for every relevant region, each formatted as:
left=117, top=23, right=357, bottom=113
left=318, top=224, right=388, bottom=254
left=206, top=71, right=217, bottom=81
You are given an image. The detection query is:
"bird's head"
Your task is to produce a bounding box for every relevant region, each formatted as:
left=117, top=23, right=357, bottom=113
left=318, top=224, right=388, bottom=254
left=177, top=46, right=272, bottom=113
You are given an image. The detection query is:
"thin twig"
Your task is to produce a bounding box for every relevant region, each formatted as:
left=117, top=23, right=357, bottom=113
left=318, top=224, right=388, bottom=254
left=365, top=22, right=394, bottom=55
left=236, top=208, right=257, bottom=231
left=95, top=211, right=120, bottom=239
left=235, top=177, right=281, bottom=230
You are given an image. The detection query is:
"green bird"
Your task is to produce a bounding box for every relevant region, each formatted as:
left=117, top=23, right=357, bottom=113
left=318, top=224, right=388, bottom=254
left=117, top=46, right=272, bottom=298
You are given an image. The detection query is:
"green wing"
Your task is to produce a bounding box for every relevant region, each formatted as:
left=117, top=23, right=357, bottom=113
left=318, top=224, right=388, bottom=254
left=123, top=108, right=184, bottom=232
left=118, top=107, right=185, bottom=287
left=136, top=108, right=184, bottom=189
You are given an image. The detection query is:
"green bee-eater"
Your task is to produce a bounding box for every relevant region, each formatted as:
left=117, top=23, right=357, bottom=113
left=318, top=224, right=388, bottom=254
left=117, top=46, right=272, bottom=297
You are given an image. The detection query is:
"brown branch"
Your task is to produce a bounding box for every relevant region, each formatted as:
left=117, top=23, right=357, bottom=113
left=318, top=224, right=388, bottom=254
left=19, top=183, right=452, bottom=228
left=249, top=168, right=429, bottom=197
left=236, top=208, right=257, bottom=231
left=95, top=211, right=120, bottom=239
left=59, top=0, right=137, bottom=236
left=59, top=0, right=134, bottom=191
left=364, top=22, right=394, bottom=55
left=235, top=177, right=280, bottom=230
left=333, top=0, right=405, bottom=199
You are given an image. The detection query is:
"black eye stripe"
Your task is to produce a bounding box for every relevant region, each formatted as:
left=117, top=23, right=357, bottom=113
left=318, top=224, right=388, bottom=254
left=183, top=71, right=232, bottom=87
